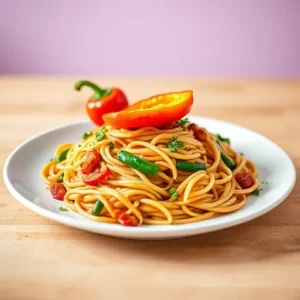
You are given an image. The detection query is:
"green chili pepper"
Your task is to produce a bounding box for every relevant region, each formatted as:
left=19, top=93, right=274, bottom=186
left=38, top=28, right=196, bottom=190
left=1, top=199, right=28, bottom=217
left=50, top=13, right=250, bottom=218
left=176, top=161, right=206, bottom=172
left=117, top=150, right=159, bottom=175
left=92, top=200, right=104, bottom=216
left=221, top=152, right=236, bottom=170
left=57, top=149, right=70, bottom=162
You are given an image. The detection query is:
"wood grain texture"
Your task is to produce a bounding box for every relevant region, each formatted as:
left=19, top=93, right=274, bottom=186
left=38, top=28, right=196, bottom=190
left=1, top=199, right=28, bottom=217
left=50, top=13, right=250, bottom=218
left=0, top=77, right=299, bottom=300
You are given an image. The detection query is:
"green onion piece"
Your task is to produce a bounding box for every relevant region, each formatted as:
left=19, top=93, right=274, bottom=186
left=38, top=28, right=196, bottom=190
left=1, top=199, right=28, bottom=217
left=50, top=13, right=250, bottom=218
left=169, top=187, right=179, bottom=201
left=117, top=150, right=159, bottom=175
left=216, top=134, right=231, bottom=144
left=96, top=132, right=104, bottom=141
left=57, top=149, right=70, bottom=162
left=57, top=173, right=64, bottom=183
left=221, top=153, right=236, bottom=170
left=82, top=132, right=92, bottom=139
left=176, top=161, right=206, bottom=172
left=95, top=126, right=107, bottom=141
left=92, top=200, right=104, bottom=216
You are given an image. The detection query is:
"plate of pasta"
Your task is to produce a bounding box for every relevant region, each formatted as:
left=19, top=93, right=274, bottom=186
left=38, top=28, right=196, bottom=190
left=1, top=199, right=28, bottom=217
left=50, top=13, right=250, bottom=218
left=3, top=88, right=296, bottom=239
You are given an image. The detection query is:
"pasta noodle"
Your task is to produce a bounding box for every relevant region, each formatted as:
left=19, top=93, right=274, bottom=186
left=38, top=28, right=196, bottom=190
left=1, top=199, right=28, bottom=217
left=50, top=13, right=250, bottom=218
left=42, top=123, right=258, bottom=225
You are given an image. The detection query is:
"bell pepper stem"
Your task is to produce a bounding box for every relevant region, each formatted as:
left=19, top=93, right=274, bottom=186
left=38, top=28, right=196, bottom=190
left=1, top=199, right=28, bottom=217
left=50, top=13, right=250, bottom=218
left=75, top=80, right=111, bottom=101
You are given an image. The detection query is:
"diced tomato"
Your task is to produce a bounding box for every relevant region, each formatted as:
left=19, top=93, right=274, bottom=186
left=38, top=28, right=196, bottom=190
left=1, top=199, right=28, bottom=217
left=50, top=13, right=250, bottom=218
left=50, top=183, right=66, bottom=200
left=82, top=162, right=110, bottom=186
left=113, top=209, right=139, bottom=226
left=235, top=172, right=255, bottom=189
left=188, top=123, right=207, bottom=142
left=82, top=149, right=101, bottom=175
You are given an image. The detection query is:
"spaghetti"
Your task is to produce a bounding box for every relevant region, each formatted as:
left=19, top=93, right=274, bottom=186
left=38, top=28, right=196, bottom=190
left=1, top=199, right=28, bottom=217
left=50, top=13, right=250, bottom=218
left=42, top=122, right=258, bottom=226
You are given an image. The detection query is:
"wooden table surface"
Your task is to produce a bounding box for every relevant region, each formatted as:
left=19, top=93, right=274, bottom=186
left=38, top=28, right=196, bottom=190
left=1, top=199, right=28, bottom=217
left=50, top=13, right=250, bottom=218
left=0, top=77, right=299, bottom=300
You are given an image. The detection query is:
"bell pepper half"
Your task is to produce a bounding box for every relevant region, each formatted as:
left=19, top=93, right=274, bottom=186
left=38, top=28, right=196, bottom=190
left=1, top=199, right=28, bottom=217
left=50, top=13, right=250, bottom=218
left=102, top=90, right=193, bottom=129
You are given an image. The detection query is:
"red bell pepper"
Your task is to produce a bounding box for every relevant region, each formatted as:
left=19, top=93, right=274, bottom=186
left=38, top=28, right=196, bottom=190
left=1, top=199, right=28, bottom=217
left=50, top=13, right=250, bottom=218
left=75, top=80, right=129, bottom=126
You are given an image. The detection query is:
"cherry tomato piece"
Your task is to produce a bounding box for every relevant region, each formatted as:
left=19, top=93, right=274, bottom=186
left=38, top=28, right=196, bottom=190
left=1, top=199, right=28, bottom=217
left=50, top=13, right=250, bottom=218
left=235, top=172, right=255, bottom=189
left=50, top=183, right=67, bottom=200
left=82, top=149, right=101, bottom=175
left=188, top=123, right=207, bottom=142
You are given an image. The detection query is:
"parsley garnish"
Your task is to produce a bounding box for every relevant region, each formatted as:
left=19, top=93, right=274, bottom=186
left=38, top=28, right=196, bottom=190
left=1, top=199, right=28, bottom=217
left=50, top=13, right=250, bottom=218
left=168, top=136, right=184, bottom=153
left=216, top=134, right=231, bottom=144
left=109, top=141, right=115, bottom=149
left=240, top=152, right=244, bottom=156
left=169, top=187, right=179, bottom=201
left=57, top=173, right=64, bottom=183
left=176, top=118, right=190, bottom=130
left=82, top=131, right=92, bottom=139
left=251, top=188, right=263, bottom=196
left=59, top=207, right=68, bottom=212
left=96, top=126, right=107, bottom=141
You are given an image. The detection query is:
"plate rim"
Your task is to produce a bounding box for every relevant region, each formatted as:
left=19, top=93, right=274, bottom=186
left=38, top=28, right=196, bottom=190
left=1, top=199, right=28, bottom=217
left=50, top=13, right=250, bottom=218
left=3, top=117, right=297, bottom=238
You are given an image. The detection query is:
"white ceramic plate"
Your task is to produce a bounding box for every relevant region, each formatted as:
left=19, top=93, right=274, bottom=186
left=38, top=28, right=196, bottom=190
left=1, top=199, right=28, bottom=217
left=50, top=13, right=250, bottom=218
left=3, top=117, right=296, bottom=240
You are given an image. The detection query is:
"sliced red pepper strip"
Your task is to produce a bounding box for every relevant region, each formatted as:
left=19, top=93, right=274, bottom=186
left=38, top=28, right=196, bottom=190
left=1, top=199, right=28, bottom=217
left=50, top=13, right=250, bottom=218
left=113, top=209, right=139, bottom=226
left=103, top=90, right=193, bottom=129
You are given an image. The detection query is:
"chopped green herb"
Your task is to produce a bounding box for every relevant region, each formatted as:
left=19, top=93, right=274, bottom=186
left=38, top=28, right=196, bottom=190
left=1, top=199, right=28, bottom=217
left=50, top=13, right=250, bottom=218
left=95, top=126, right=107, bottom=141
left=251, top=188, right=260, bottom=196
left=92, top=200, right=104, bottom=216
left=169, top=187, right=179, bottom=201
left=184, top=147, right=190, bottom=151
left=109, top=141, right=115, bottom=149
left=59, top=207, right=68, bottom=212
left=57, top=173, right=64, bottom=183
left=176, top=118, right=190, bottom=130
left=49, top=158, right=54, bottom=162
left=96, top=132, right=104, bottom=141
left=240, top=152, right=245, bottom=156
left=216, top=134, right=231, bottom=144
left=78, top=144, right=81, bottom=148
left=168, top=136, right=184, bottom=153
left=82, top=131, right=92, bottom=139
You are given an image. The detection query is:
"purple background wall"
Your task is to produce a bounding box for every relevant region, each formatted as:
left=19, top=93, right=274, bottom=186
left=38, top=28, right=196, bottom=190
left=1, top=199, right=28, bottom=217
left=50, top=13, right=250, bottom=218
left=1, top=0, right=300, bottom=77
